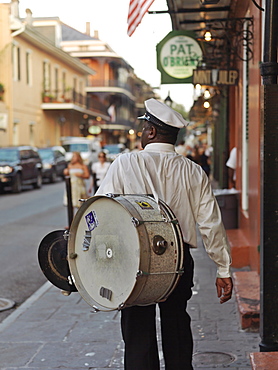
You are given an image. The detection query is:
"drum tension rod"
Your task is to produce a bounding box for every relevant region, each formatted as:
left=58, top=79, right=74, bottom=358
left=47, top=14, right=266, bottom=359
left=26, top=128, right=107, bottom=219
left=131, top=217, right=179, bottom=227
left=90, top=304, right=125, bottom=313
left=91, top=306, right=100, bottom=313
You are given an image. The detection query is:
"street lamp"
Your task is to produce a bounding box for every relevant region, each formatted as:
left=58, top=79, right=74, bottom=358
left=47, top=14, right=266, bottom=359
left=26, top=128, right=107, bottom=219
left=204, top=30, right=212, bottom=42
left=164, top=91, right=173, bottom=107
left=204, top=89, right=211, bottom=99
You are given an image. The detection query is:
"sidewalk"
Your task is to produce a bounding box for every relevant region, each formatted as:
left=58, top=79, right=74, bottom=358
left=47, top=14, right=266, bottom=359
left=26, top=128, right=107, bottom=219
left=0, top=234, right=261, bottom=369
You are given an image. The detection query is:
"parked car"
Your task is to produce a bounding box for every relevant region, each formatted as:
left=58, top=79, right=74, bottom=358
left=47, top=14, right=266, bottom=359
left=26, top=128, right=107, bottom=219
left=38, top=146, right=67, bottom=183
left=102, top=143, right=129, bottom=162
left=61, top=137, right=101, bottom=168
left=0, top=146, right=42, bottom=193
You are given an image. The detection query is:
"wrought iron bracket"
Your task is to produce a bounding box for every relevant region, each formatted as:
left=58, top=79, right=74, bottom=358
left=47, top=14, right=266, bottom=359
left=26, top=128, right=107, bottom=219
left=190, top=17, right=254, bottom=69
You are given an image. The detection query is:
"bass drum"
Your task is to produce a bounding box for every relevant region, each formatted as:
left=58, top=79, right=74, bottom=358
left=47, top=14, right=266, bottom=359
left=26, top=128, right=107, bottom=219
left=68, top=194, right=184, bottom=311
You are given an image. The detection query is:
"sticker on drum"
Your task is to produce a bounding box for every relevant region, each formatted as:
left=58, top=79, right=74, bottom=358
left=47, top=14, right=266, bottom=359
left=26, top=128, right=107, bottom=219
left=68, top=194, right=184, bottom=311
left=85, top=210, right=99, bottom=231
left=135, top=200, right=153, bottom=209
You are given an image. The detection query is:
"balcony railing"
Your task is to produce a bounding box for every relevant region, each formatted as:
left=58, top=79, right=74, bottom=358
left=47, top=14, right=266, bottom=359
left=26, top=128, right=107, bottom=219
left=42, top=89, right=85, bottom=105
left=86, top=79, right=134, bottom=93
left=41, top=89, right=108, bottom=115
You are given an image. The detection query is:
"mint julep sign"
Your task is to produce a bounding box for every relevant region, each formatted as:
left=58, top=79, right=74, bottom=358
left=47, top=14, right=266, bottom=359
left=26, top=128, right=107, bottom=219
left=157, top=31, right=203, bottom=84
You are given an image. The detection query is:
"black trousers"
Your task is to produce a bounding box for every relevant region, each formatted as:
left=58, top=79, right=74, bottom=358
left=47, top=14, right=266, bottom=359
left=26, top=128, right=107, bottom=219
left=121, top=245, right=194, bottom=370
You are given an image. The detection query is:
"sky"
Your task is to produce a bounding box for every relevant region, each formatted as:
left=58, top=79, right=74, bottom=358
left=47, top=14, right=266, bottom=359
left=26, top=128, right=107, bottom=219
left=3, top=0, right=195, bottom=111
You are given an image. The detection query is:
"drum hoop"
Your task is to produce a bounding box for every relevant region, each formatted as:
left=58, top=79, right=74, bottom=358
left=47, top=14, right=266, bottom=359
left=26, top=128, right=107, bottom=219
left=68, top=196, right=100, bottom=308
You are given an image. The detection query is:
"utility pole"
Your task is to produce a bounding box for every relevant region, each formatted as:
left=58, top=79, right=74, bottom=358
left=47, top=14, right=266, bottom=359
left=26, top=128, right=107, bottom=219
left=259, top=0, right=278, bottom=352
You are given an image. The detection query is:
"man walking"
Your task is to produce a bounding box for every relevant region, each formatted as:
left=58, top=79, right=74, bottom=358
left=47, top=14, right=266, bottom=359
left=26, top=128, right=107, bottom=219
left=96, top=98, right=233, bottom=369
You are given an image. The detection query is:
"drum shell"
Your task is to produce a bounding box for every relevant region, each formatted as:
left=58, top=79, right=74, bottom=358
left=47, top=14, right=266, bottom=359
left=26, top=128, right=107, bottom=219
left=122, top=196, right=183, bottom=306
left=68, top=195, right=184, bottom=311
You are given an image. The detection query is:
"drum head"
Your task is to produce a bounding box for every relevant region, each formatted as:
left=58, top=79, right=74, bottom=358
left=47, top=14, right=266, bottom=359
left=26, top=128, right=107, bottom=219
left=68, top=196, right=147, bottom=310
left=38, top=230, right=77, bottom=292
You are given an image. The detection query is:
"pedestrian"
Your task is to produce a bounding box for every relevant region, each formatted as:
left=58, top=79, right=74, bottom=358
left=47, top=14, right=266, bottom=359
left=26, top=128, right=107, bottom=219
left=191, top=144, right=201, bottom=164
left=96, top=98, right=233, bottom=370
left=226, top=147, right=237, bottom=188
left=63, top=151, right=90, bottom=211
left=175, top=140, right=187, bottom=156
left=199, top=144, right=211, bottom=177
left=88, top=151, right=110, bottom=194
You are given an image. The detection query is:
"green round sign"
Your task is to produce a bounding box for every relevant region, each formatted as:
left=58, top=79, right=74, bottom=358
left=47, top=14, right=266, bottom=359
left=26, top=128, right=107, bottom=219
left=157, top=31, right=203, bottom=84
left=160, top=35, right=202, bottom=79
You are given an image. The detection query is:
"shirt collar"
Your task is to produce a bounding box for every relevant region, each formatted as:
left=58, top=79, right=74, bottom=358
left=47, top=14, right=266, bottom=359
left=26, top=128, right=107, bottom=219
left=144, top=143, right=176, bottom=153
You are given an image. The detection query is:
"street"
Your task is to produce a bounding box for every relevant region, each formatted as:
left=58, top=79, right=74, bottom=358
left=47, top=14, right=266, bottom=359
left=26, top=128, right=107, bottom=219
left=0, top=180, right=262, bottom=369
left=0, top=180, right=68, bottom=322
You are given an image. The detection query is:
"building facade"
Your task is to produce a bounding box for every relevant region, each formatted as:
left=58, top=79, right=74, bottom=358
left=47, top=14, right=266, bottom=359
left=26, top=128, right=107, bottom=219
left=0, top=1, right=155, bottom=150
left=0, top=2, right=110, bottom=148
left=31, top=18, right=156, bottom=148
left=166, top=0, right=264, bottom=273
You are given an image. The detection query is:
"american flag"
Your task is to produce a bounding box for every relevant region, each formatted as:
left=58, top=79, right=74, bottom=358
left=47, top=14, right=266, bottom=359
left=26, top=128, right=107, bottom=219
left=127, top=0, right=155, bottom=37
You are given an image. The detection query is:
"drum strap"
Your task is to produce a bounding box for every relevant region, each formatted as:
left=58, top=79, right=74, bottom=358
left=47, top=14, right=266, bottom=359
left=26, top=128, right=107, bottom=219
left=137, top=156, right=162, bottom=214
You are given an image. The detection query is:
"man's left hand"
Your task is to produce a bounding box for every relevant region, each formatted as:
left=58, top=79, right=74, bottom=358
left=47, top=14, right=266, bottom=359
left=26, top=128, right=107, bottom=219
left=215, top=277, right=233, bottom=304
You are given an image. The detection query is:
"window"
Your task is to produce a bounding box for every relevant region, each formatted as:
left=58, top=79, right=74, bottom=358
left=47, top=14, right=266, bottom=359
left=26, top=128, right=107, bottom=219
left=17, top=46, right=21, bottom=81
left=62, top=71, right=66, bottom=96
left=26, top=51, right=32, bottom=85
left=12, top=44, right=21, bottom=81
left=20, top=150, right=30, bottom=159
left=55, top=67, right=59, bottom=99
left=55, top=150, right=63, bottom=158
left=43, top=61, right=51, bottom=92
left=73, top=77, right=77, bottom=101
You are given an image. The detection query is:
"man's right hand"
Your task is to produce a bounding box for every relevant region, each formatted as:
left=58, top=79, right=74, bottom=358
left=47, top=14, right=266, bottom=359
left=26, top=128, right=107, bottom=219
left=215, top=277, right=233, bottom=304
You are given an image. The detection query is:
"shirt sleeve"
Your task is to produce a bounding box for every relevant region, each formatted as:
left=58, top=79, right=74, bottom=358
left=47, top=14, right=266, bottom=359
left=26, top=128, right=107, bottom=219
left=196, top=173, right=232, bottom=278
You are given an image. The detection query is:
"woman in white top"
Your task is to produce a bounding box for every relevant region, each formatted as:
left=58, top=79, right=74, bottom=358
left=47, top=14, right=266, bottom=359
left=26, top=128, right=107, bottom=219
left=63, top=152, right=90, bottom=209
left=89, top=151, right=110, bottom=194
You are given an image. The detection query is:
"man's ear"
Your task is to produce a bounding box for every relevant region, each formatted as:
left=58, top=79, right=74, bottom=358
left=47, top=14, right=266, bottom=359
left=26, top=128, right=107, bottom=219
left=148, top=125, right=156, bottom=139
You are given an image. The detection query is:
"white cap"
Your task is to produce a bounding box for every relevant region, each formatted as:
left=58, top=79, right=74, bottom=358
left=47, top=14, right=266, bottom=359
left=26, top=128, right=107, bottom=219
left=137, top=98, right=189, bottom=132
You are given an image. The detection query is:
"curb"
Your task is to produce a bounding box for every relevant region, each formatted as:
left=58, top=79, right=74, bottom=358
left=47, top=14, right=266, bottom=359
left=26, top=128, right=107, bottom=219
left=0, top=281, right=52, bottom=333
left=233, top=271, right=260, bottom=330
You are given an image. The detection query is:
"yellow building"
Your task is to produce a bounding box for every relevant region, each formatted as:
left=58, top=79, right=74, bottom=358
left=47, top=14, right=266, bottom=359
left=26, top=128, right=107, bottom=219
left=30, top=18, right=156, bottom=147
left=0, top=2, right=109, bottom=148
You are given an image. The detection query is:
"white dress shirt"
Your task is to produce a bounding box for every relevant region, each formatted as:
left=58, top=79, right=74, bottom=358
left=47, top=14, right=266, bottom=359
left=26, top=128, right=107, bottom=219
left=96, top=143, right=231, bottom=278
